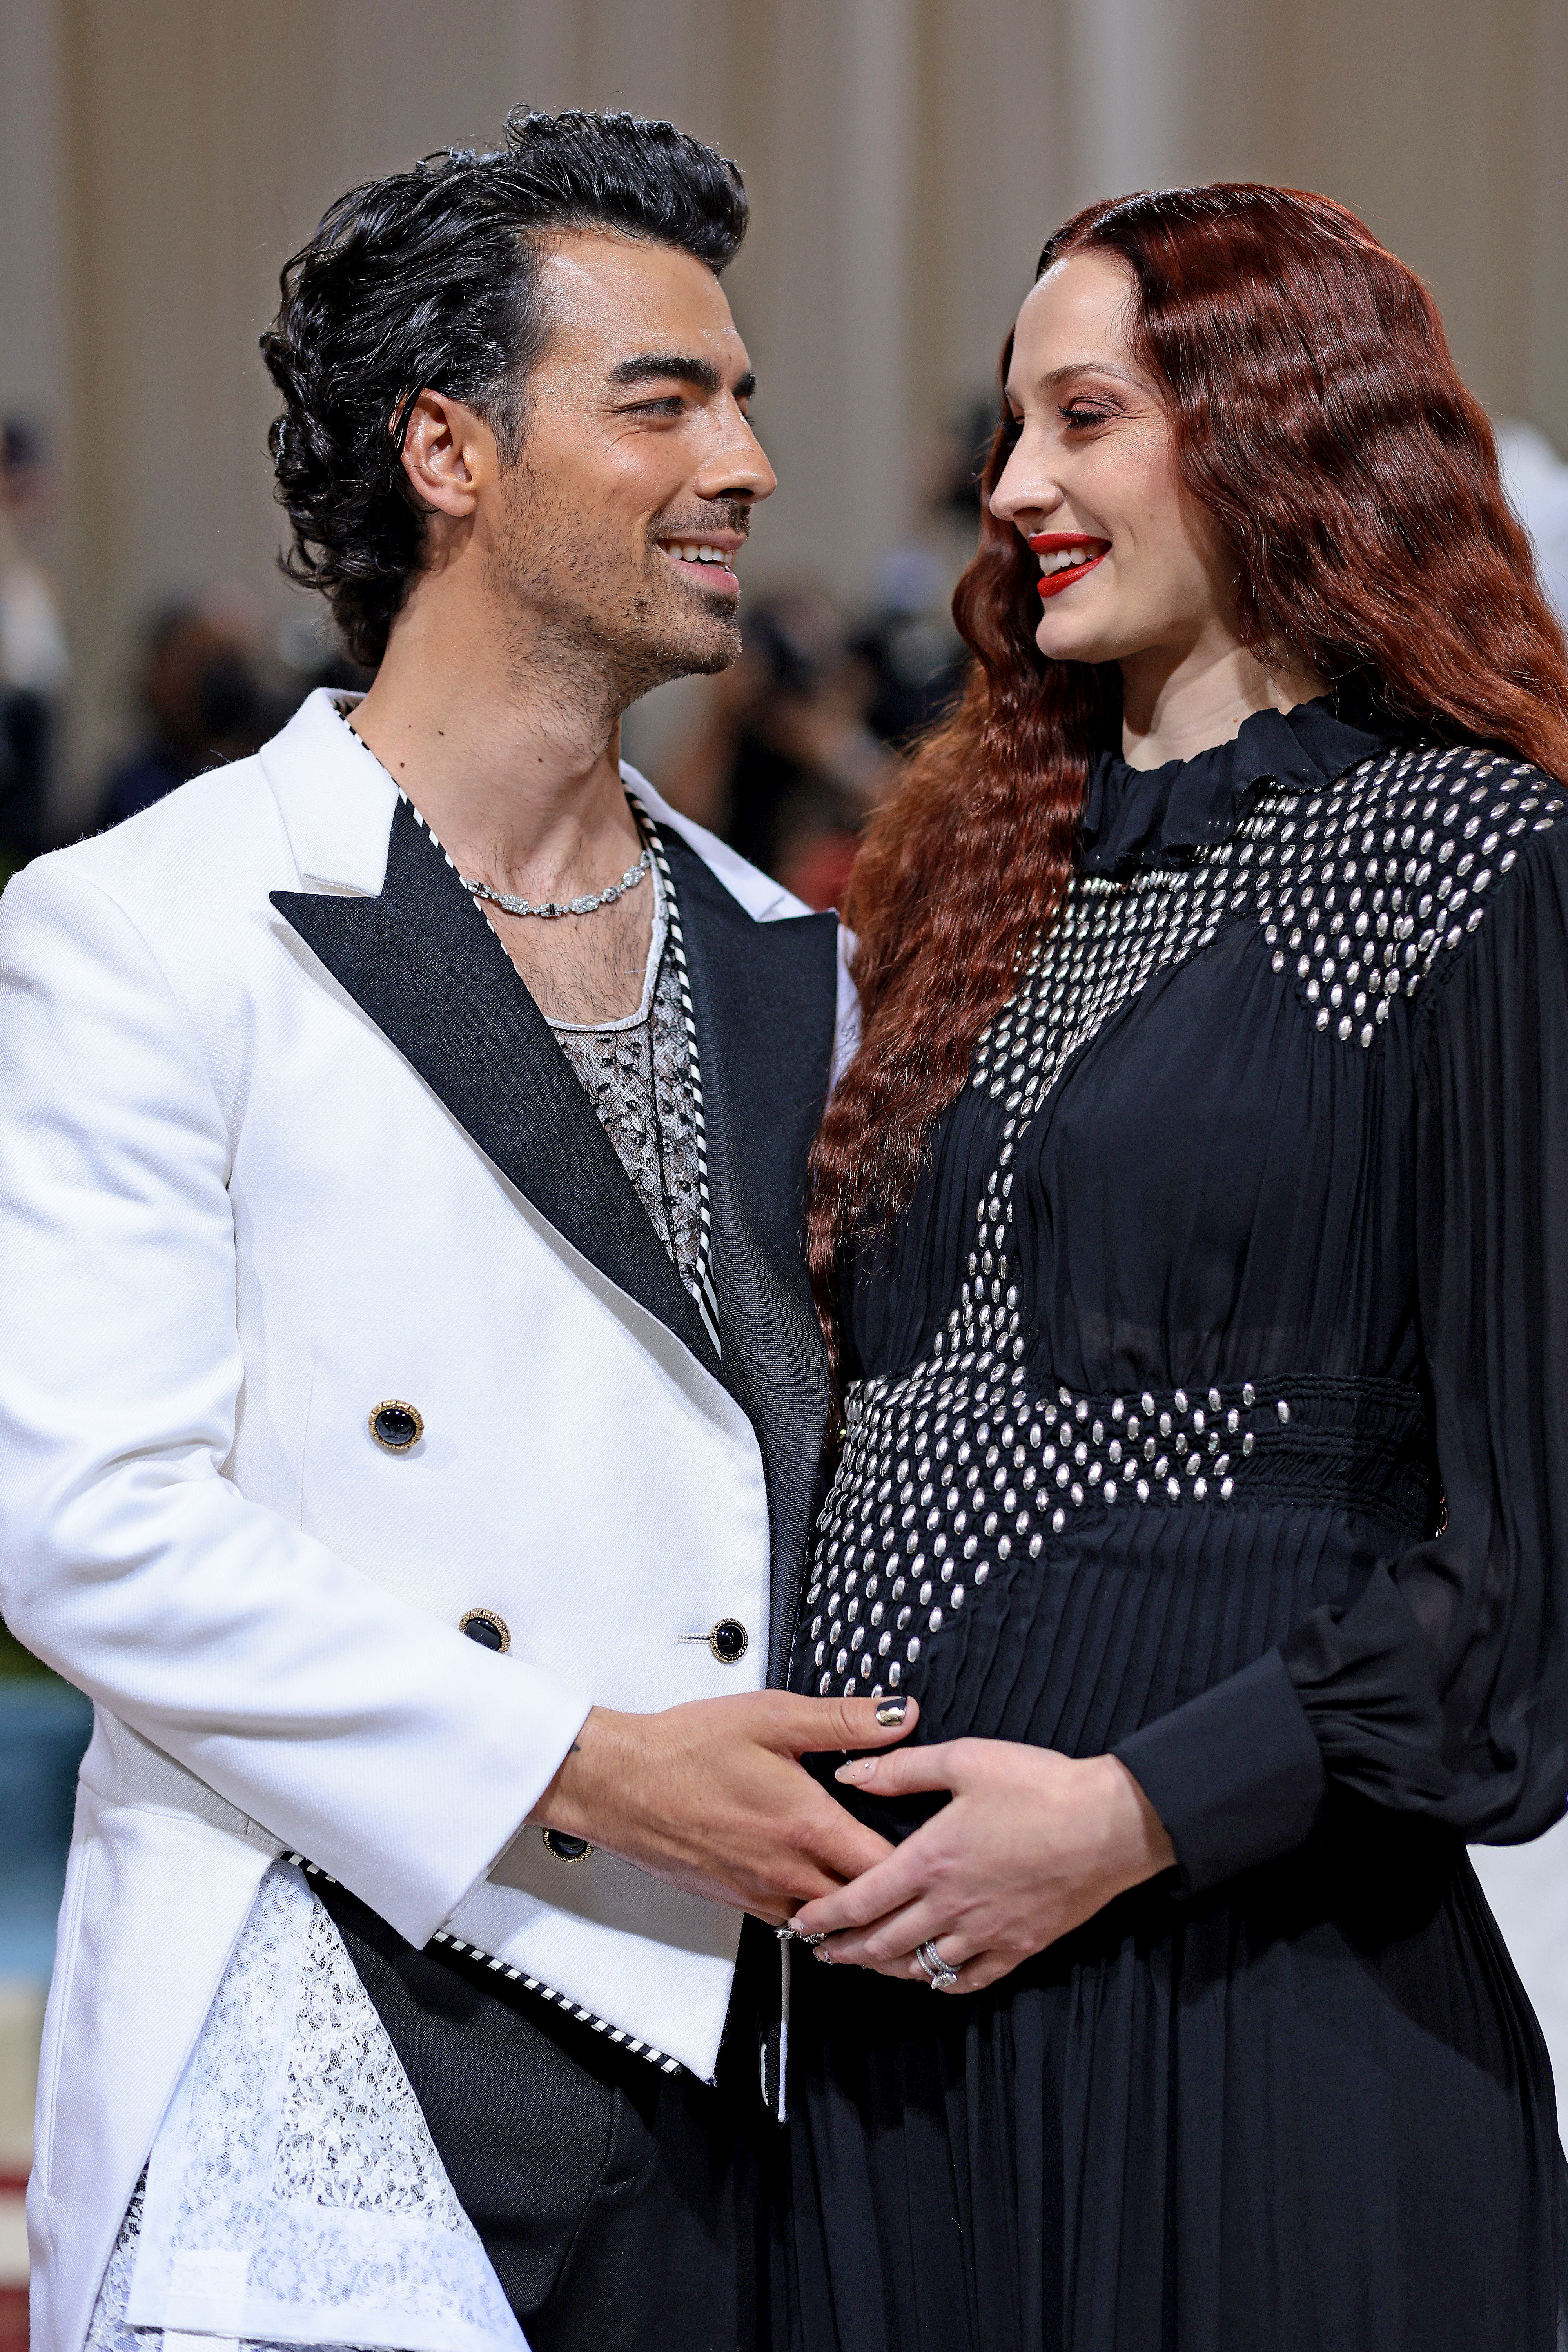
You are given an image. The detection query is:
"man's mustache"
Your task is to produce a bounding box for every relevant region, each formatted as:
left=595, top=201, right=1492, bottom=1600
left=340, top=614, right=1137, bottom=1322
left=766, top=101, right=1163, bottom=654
left=648, top=503, right=751, bottom=545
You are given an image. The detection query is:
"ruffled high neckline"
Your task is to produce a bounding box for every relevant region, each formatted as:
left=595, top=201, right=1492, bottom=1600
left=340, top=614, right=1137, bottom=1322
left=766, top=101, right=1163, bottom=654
left=1078, top=692, right=1410, bottom=877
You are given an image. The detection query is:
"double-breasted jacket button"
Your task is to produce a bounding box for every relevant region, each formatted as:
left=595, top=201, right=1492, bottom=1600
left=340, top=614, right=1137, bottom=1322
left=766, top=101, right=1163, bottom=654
left=542, top=1828, right=594, bottom=1862
left=681, top=1619, right=750, bottom=1664
left=369, top=1400, right=423, bottom=1452
left=459, top=1608, right=510, bottom=1654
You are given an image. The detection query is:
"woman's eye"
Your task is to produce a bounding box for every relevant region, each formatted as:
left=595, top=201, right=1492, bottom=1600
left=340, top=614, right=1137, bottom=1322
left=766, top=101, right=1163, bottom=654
left=1062, top=405, right=1113, bottom=433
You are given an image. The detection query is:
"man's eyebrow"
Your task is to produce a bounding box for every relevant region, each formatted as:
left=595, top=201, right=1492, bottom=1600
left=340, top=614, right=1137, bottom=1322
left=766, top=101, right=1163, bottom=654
left=607, top=352, right=756, bottom=400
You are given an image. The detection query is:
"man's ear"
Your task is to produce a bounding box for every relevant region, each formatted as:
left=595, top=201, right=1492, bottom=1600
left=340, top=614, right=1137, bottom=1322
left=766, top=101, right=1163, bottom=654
left=396, top=389, right=495, bottom=518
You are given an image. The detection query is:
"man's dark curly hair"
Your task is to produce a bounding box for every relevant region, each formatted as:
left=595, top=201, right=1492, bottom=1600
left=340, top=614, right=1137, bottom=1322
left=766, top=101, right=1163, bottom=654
left=260, top=109, right=748, bottom=667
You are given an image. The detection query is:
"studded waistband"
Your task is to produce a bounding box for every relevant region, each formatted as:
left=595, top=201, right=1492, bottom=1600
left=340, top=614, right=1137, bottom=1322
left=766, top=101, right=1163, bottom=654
left=800, top=1359, right=1437, bottom=1700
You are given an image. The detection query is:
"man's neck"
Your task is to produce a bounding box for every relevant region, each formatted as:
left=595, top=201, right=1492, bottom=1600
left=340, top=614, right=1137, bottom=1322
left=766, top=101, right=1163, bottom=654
left=347, top=577, right=664, bottom=1028
left=348, top=588, right=643, bottom=899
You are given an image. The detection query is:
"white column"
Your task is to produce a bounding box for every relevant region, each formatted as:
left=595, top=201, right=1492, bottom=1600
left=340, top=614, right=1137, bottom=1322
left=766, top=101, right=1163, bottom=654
left=0, top=0, right=75, bottom=829
left=744, top=0, right=916, bottom=599
left=1063, top=0, right=1194, bottom=209
left=0, top=0, right=68, bottom=418
left=837, top=0, right=918, bottom=595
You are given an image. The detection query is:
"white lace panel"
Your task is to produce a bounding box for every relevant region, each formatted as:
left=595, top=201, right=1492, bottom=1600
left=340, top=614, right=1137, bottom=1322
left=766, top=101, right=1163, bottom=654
left=107, top=1861, right=525, bottom=2352
left=87, top=2174, right=370, bottom=2352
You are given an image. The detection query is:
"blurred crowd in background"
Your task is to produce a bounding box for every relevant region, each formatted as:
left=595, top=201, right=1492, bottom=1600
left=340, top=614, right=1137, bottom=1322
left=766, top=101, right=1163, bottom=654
left=9, top=399, right=1568, bottom=914
left=0, top=402, right=1003, bottom=905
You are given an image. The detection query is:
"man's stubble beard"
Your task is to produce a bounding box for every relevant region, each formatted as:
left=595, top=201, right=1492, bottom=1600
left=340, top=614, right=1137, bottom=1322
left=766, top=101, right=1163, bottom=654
left=486, top=460, right=744, bottom=724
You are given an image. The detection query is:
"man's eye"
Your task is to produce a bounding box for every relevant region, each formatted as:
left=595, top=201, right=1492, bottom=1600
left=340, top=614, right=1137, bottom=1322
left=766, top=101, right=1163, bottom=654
left=626, top=396, right=686, bottom=418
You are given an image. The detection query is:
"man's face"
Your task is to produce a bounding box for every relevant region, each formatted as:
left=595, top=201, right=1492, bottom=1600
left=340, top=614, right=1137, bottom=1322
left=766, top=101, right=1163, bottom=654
left=482, top=230, right=776, bottom=699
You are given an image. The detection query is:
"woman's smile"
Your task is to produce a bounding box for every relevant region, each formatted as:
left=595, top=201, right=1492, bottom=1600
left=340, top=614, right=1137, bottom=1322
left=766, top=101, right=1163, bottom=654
left=1029, top=530, right=1111, bottom=596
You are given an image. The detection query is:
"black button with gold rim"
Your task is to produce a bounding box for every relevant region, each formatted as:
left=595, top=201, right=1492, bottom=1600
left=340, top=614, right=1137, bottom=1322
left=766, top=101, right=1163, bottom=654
left=542, top=1828, right=594, bottom=1862
left=710, top=1619, right=748, bottom=1664
left=459, top=1608, right=510, bottom=1654
left=370, top=1401, right=423, bottom=1452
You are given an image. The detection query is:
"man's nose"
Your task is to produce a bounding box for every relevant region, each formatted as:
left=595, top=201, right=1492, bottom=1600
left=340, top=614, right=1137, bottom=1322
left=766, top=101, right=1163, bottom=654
left=697, top=413, right=777, bottom=506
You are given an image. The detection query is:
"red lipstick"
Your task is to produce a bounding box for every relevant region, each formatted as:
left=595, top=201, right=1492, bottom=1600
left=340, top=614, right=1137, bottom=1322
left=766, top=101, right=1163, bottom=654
left=1029, top=531, right=1110, bottom=599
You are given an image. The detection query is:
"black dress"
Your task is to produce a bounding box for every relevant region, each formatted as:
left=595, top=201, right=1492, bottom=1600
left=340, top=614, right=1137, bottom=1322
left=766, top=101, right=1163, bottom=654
left=782, top=699, right=1568, bottom=2350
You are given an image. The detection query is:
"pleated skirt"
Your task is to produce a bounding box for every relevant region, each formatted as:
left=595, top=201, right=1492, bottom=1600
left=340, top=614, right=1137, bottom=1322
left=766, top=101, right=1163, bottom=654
left=780, top=1504, right=1568, bottom=2350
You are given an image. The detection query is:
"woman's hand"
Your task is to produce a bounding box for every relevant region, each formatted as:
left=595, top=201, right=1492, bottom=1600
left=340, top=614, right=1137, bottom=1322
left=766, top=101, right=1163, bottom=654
left=789, top=1738, right=1175, bottom=1993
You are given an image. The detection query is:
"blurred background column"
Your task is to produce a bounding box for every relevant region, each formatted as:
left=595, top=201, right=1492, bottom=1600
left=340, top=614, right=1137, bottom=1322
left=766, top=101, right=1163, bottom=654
left=1066, top=0, right=1194, bottom=200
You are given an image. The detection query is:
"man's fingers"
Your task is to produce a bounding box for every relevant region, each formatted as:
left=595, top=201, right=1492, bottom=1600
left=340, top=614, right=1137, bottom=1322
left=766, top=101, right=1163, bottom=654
left=766, top=1690, right=920, bottom=1757
left=795, top=1790, right=896, bottom=1887
left=832, top=1742, right=959, bottom=1797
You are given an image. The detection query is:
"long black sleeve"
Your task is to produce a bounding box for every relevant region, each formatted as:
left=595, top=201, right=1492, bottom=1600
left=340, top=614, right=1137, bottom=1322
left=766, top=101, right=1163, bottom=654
left=1118, top=821, right=1568, bottom=1885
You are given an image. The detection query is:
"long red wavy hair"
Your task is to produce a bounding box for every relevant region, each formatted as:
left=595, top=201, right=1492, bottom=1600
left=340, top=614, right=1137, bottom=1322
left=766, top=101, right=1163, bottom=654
left=807, top=183, right=1568, bottom=1373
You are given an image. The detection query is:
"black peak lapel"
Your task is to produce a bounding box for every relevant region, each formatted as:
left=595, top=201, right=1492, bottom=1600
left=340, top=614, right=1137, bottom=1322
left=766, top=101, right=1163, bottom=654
left=271, top=797, right=719, bottom=1377
left=659, top=832, right=839, bottom=1679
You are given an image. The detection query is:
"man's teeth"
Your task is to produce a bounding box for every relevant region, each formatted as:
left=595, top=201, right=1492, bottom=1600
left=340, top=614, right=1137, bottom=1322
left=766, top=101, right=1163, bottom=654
left=1038, top=544, right=1100, bottom=575
left=667, top=543, right=732, bottom=566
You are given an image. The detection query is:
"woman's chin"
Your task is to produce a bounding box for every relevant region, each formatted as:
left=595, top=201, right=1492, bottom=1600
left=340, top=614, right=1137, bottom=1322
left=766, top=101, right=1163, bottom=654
left=1034, top=612, right=1119, bottom=666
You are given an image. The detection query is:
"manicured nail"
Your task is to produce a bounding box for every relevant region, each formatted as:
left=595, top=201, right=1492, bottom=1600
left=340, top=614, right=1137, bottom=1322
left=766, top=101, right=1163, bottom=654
left=875, top=1699, right=907, bottom=1726
left=813, top=1942, right=833, bottom=1964
left=835, top=1757, right=872, bottom=1782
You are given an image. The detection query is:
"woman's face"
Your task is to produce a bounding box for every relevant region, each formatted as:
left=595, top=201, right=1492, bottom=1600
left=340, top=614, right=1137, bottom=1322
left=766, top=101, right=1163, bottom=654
left=990, top=251, right=1238, bottom=674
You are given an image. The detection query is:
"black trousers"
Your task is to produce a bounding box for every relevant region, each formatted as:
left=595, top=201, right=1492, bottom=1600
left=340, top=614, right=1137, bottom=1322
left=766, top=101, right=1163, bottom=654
left=316, top=1879, right=784, bottom=2352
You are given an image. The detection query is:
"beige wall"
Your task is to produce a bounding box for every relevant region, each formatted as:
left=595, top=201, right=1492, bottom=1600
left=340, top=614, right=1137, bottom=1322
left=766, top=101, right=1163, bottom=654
left=2, top=0, right=1565, bottom=820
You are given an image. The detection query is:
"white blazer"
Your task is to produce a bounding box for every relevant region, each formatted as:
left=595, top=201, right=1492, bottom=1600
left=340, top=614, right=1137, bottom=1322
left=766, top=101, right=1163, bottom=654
left=0, top=690, right=853, bottom=2352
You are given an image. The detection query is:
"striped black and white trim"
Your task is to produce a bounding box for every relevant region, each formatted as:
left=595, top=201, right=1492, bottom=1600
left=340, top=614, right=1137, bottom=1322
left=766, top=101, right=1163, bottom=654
left=285, top=1855, right=684, bottom=2074
left=628, top=795, right=721, bottom=1356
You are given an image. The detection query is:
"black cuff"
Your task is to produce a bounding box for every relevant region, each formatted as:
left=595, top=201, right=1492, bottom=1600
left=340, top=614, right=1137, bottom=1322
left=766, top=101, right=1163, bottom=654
left=1113, top=1648, right=1327, bottom=1893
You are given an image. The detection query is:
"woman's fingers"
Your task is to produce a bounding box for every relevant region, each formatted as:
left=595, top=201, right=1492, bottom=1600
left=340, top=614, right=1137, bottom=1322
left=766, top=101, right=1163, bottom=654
left=832, top=1739, right=966, bottom=1798
left=814, top=1896, right=963, bottom=1971
left=811, top=1895, right=932, bottom=1970
left=790, top=1837, right=928, bottom=1939
left=834, top=1938, right=1016, bottom=1993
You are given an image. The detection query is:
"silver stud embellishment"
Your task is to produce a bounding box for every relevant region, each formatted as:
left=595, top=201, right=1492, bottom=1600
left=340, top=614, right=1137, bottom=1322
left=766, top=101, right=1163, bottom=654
left=793, top=742, right=1561, bottom=1701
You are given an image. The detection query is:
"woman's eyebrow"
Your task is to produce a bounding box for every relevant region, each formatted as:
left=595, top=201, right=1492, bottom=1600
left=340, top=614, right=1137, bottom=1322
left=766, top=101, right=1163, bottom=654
left=1039, top=361, right=1142, bottom=391
left=1003, top=359, right=1143, bottom=407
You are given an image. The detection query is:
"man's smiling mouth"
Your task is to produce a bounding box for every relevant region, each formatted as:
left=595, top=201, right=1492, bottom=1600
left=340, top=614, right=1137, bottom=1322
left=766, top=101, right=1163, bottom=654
left=656, top=537, right=741, bottom=594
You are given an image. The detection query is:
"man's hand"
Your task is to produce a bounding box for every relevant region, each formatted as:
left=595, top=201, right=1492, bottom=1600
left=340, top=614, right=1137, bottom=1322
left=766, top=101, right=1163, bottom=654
left=526, top=1691, right=918, bottom=1922
left=788, top=1739, right=1174, bottom=1989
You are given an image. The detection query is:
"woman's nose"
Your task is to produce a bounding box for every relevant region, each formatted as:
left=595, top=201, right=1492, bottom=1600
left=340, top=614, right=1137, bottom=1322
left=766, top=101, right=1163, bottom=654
left=990, top=452, right=1061, bottom=530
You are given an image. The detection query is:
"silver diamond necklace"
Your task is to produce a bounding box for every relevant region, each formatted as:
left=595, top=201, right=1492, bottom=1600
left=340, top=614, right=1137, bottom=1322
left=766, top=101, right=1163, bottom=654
left=458, top=845, right=652, bottom=921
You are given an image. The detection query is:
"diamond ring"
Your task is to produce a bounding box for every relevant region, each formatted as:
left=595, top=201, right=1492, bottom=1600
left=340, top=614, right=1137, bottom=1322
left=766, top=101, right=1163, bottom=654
left=915, top=1938, right=960, bottom=1992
